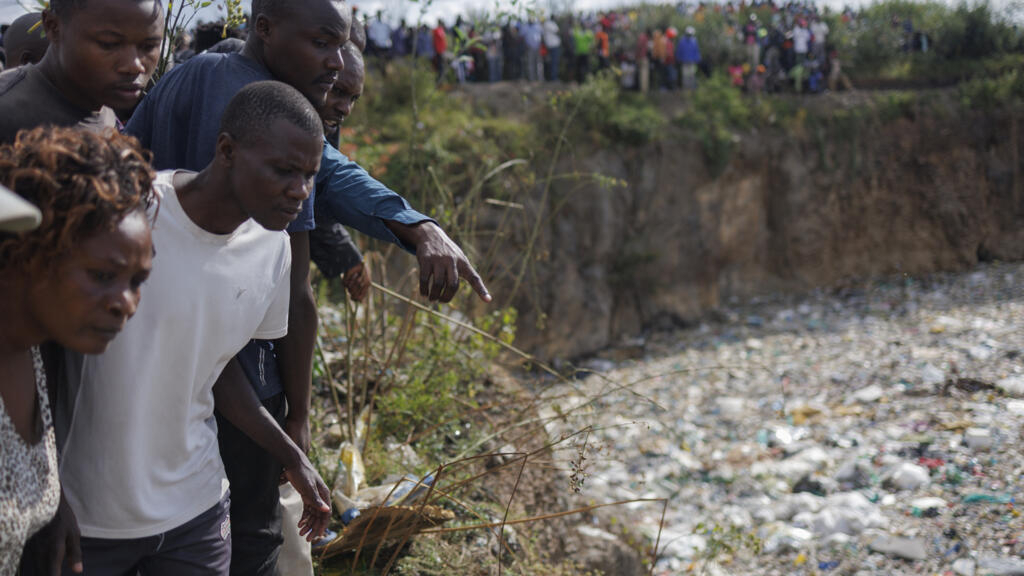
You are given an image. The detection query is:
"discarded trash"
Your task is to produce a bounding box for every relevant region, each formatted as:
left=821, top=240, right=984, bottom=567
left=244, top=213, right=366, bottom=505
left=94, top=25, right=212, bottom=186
left=537, top=263, right=1024, bottom=575
left=964, top=427, right=994, bottom=451
left=951, top=557, right=976, bottom=576
left=340, top=508, right=360, bottom=526
left=333, top=441, right=365, bottom=499
left=318, top=505, right=455, bottom=559
left=962, top=493, right=1014, bottom=504
left=977, top=555, right=1024, bottom=575
left=884, top=462, right=931, bottom=491
left=311, top=528, right=338, bottom=552
left=909, top=497, right=947, bottom=517
left=868, top=534, right=928, bottom=561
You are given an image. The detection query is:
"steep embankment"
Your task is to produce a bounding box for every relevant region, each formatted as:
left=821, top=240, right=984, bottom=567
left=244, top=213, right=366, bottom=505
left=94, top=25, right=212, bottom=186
left=495, top=96, right=1023, bottom=359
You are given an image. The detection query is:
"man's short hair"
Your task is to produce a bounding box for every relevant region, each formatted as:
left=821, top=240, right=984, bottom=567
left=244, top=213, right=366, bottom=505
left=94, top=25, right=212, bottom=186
left=252, top=0, right=350, bottom=23
left=4, top=13, right=47, bottom=66
left=250, top=0, right=291, bottom=19
left=220, top=81, right=323, bottom=147
left=49, top=0, right=160, bottom=21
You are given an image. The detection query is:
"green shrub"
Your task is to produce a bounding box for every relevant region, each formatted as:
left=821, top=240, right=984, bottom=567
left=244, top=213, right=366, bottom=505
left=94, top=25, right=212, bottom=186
left=959, top=69, right=1024, bottom=110
left=538, top=70, right=664, bottom=146
left=675, top=72, right=751, bottom=177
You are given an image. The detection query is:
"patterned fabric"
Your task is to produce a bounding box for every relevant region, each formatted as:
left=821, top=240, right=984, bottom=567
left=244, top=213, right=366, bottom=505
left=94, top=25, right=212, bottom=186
left=0, top=347, right=60, bottom=571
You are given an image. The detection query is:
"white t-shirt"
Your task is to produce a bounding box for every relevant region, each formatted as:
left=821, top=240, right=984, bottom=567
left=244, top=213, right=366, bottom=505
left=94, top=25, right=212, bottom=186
left=368, top=19, right=392, bottom=49
left=810, top=21, right=829, bottom=45
left=793, top=27, right=812, bottom=54
left=543, top=20, right=561, bottom=49
left=60, top=171, right=291, bottom=539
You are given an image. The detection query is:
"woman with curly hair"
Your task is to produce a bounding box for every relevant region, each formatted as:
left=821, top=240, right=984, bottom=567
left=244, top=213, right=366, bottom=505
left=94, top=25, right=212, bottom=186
left=0, top=126, right=155, bottom=573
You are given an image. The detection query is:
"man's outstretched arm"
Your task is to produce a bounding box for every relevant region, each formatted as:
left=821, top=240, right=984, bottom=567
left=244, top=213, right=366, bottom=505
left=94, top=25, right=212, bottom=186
left=317, top=145, right=491, bottom=303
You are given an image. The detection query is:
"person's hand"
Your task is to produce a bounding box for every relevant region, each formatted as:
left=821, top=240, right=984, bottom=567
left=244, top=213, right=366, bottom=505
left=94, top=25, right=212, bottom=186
left=342, top=261, right=371, bottom=302
left=30, top=491, right=83, bottom=575
left=283, top=415, right=311, bottom=454
left=410, top=222, right=491, bottom=303
left=282, top=454, right=332, bottom=542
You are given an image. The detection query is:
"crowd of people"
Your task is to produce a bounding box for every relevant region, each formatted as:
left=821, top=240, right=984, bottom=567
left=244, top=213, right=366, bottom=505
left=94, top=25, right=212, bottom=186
left=0, top=0, right=490, bottom=575
left=354, top=1, right=865, bottom=94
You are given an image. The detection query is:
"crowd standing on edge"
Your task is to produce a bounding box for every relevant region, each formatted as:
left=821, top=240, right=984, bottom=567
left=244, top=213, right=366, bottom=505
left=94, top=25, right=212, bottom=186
left=353, top=0, right=934, bottom=94
left=0, top=0, right=490, bottom=574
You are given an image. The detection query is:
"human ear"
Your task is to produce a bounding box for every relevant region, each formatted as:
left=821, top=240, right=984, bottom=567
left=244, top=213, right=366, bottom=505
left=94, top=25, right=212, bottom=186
left=215, top=133, right=235, bottom=167
left=41, top=9, right=60, bottom=46
left=254, top=14, right=273, bottom=43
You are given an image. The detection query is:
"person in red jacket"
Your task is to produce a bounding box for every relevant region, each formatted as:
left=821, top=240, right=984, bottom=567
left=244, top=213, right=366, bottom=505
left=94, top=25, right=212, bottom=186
left=595, top=25, right=610, bottom=70
left=432, top=19, right=447, bottom=82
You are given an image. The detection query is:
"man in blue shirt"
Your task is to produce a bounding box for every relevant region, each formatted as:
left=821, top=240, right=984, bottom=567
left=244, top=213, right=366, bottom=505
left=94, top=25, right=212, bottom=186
left=126, top=0, right=490, bottom=573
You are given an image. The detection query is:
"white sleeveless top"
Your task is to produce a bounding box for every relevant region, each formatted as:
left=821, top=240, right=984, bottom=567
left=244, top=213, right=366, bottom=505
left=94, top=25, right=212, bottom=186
left=0, top=347, right=61, bottom=571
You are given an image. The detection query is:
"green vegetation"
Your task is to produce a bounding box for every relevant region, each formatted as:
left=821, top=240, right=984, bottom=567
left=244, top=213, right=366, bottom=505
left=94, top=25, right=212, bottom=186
left=538, top=70, right=665, bottom=146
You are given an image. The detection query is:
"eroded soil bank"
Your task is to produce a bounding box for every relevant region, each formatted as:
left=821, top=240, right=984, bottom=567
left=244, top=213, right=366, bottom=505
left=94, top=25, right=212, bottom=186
left=487, top=95, right=1023, bottom=360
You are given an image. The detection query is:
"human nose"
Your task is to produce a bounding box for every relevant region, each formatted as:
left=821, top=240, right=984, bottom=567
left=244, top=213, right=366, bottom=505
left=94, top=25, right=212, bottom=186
left=287, top=176, right=313, bottom=202
left=326, top=46, right=344, bottom=72
left=108, top=284, right=140, bottom=320
left=336, top=98, right=352, bottom=118
left=117, top=47, right=147, bottom=77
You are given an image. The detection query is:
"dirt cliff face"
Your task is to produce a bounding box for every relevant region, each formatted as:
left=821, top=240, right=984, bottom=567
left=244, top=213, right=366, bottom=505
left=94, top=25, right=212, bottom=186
left=509, top=108, right=1024, bottom=359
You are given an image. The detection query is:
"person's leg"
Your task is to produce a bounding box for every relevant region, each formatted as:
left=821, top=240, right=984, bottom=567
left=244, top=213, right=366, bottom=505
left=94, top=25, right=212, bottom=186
left=138, top=494, right=232, bottom=576
left=488, top=56, right=499, bottom=82
left=215, top=392, right=287, bottom=576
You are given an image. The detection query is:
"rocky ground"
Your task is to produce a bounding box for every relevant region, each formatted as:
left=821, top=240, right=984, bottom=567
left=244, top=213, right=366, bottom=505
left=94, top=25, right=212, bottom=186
left=539, top=262, right=1024, bottom=576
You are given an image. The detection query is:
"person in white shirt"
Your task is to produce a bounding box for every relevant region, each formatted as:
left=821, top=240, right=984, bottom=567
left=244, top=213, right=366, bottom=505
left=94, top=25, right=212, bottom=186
left=793, top=20, right=811, bottom=65
left=367, top=10, right=392, bottom=59
left=543, top=18, right=561, bottom=81
left=56, top=81, right=332, bottom=575
left=810, top=17, right=829, bottom=65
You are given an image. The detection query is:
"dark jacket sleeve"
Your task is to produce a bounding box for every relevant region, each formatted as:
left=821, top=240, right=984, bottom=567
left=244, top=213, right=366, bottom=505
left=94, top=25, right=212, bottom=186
left=309, top=213, right=363, bottom=278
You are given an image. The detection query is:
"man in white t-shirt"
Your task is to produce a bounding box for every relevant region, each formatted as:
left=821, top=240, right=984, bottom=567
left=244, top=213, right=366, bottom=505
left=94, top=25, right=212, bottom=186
left=793, top=20, right=811, bottom=65
left=57, top=81, right=331, bottom=575
left=543, top=18, right=561, bottom=81
left=810, top=17, right=829, bottom=65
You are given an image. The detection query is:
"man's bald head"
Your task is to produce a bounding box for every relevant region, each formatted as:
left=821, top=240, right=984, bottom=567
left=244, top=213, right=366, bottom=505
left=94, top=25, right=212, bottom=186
left=341, top=41, right=363, bottom=77
left=3, top=12, right=48, bottom=67
left=252, top=0, right=350, bottom=27
left=348, top=6, right=366, bottom=52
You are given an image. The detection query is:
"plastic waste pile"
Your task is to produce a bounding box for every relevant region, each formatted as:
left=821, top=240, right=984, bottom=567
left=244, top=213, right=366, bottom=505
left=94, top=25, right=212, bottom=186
left=542, top=263, right=1024, bottom=575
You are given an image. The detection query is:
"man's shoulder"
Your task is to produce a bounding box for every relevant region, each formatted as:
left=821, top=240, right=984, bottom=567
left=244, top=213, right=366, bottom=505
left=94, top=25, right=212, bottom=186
left=151, top=52, right=262, bottom=93
left=0, top=66, right=93, bottom=143
left=0, top=66, right=30, bottom=98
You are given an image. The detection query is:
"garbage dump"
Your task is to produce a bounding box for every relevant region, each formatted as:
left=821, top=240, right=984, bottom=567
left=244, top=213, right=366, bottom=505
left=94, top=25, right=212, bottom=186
left=541, top=263, right=1024, bottom=575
